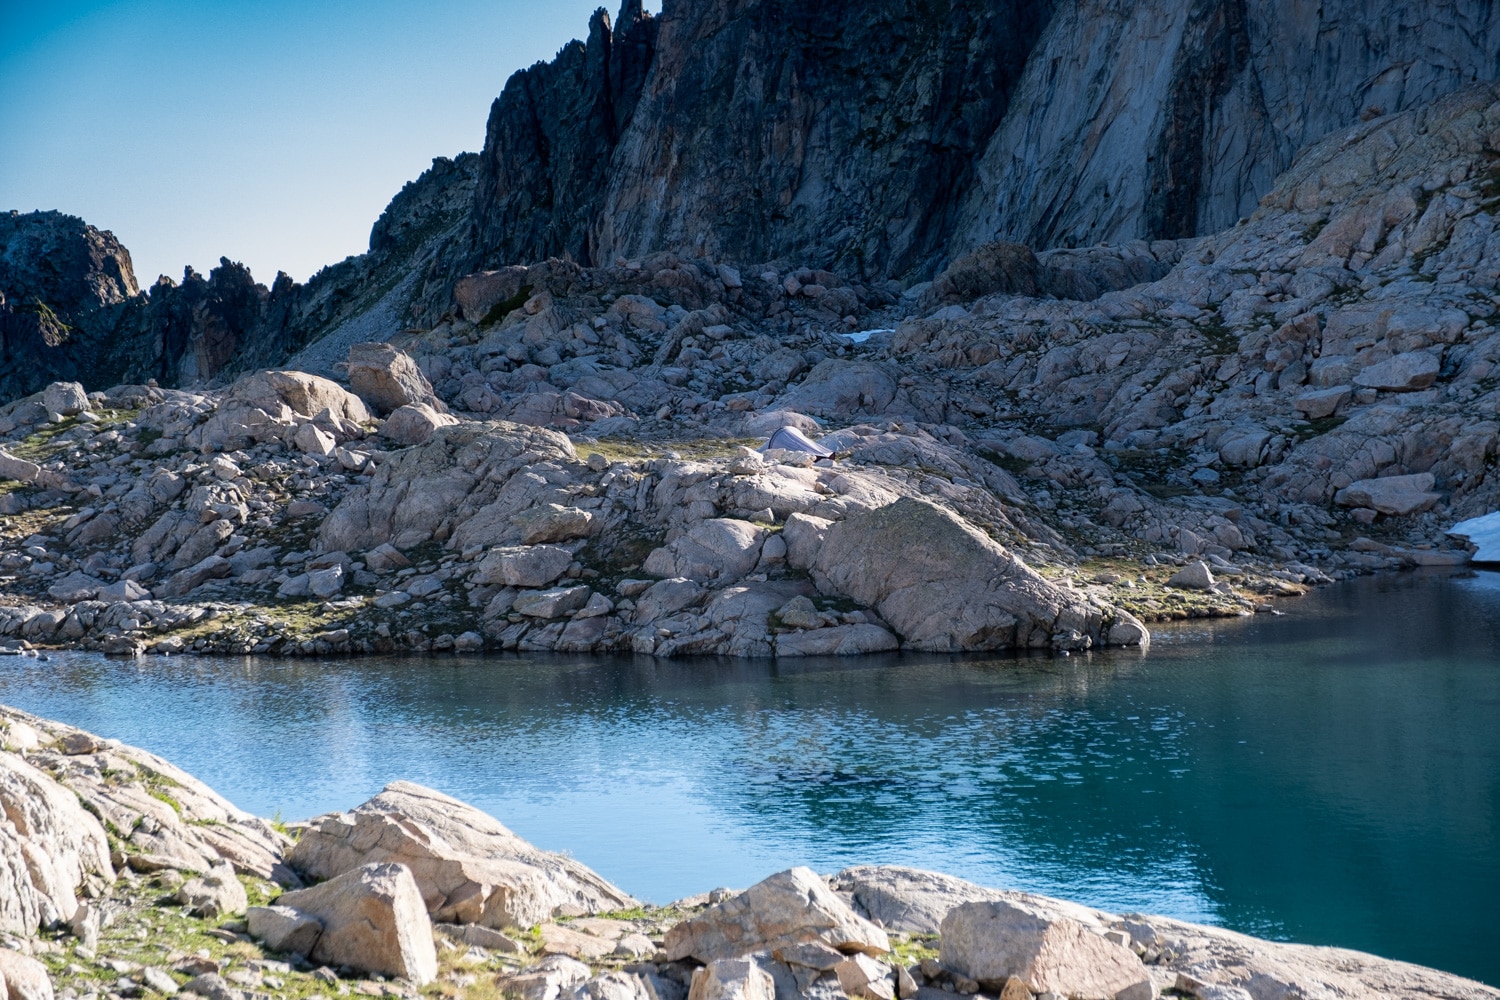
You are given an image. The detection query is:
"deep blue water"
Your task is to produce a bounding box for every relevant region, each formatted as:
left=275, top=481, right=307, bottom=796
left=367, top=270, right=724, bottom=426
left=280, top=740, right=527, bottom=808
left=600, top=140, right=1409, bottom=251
left=1, top=569, right=1496, bottom=985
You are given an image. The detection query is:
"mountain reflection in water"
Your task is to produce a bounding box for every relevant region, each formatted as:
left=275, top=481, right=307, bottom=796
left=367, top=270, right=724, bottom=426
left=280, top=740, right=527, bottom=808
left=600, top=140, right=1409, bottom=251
left=1, top=569, right=1496, bottom=985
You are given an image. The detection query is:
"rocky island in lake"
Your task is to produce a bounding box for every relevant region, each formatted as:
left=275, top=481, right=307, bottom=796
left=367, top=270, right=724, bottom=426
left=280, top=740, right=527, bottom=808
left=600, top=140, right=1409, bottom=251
left=3, top=0, right=1499, bottom=993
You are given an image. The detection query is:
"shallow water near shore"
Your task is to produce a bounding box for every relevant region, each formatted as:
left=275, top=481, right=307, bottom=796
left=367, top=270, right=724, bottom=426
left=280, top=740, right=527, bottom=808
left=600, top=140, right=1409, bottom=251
left=2, top=569, right=1497, bottom=985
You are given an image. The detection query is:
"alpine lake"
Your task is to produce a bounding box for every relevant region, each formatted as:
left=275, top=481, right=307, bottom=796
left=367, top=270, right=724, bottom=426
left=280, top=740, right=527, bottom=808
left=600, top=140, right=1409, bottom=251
left=2, top=568, right=1496, bottom=986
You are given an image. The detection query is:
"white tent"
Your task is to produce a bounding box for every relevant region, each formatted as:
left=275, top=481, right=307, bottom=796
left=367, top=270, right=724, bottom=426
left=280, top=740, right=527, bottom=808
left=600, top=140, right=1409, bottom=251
left=762, top=425, right=833, bottom=457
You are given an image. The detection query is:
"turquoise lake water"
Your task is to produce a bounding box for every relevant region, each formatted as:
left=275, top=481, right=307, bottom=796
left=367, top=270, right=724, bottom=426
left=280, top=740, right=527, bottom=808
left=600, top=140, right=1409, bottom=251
left=2, top=569, right=1496, bottom=985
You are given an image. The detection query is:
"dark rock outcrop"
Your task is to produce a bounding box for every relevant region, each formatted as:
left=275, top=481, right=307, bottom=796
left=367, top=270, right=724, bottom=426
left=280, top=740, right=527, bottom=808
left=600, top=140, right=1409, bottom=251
left=1, top=153, right=477, bottom=403
left=0, top=211, right=140, bottom=400
left=468, top=3, right=659, bottom=275
left=470, top=0, right=1045, bottom=280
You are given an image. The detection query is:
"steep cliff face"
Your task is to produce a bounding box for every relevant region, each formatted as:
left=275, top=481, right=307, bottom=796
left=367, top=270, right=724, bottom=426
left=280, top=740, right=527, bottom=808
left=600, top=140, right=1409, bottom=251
left=469, top=0, right=1049, bottom=278
left=469, top=2, right=659, bottom=272
left=590, top=0, right=1049, bottom=277
left=469, top=0, right=1500, bottom=276
left=954, top=0, right=1500, bottom=251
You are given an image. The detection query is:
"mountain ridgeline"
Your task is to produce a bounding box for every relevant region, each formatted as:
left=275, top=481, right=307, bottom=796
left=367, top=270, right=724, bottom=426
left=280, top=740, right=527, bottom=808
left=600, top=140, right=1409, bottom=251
left=3, top=0, right=1498, bottom=402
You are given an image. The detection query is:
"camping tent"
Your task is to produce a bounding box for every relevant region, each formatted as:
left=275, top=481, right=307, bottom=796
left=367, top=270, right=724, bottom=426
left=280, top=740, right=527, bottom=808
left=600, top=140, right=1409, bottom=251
left=763, top=425, right=833, bottom=457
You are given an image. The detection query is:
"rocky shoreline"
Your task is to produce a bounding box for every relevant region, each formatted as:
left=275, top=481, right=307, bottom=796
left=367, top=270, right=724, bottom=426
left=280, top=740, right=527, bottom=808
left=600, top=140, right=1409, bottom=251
left=0, top=360, right=1395, bottom=661
left=8, top=92, right=1500, bottom=659
left=1, top=704, right=1494, bottom=1000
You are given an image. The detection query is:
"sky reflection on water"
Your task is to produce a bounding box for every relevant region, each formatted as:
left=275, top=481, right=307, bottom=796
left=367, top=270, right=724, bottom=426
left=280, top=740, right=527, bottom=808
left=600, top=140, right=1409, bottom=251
left=1, top=569, right=1496, bottom=985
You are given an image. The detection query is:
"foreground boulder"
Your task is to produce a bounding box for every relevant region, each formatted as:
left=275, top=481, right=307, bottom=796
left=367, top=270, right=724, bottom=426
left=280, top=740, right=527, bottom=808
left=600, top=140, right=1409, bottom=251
left=940, top=898, right=1152, bottom=999
left=665, top=867, right=889, bottom=963
left=0, top=746, right=113, bottom=934
left=643, top=519, right=767, bottom=584
left=2, top=706, right=291, bottom=900
left=177, top=863, right=248, bottom=918
left=275, top=862, right=437, bottom=985
left=1334, top=474, right=1442, bottom=516
left=347, top=342, right=446, bottom=416
left=830, top=866, right=1003, bottom=935
left=247, top=903, right=324, bottom=956
left=380, top=402, right=459, bottom=446
left=0, top=948, right=54, bottom=1000
left=687, top=958, right=776, bottom=1000
left=287, top=781, right=635, bottom=929
left=41, top=381, right=90, bottom=417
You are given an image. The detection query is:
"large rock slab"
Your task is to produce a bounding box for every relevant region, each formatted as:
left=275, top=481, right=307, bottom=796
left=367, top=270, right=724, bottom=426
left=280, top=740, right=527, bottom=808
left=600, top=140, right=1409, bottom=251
left=1120, top=909, right=1500, bottom=1000
left=1166, top=561, right=1214, bottom=590
left=277, top=862, right=437, bottom=984
left=829, top=867, right=1003, bottom=935
left=0, top=450, right=42, bottom=484
left=775, top=361, right=903, bottom=420
left=0, top=948, right=54, bottom=1000
left=1293, top=386, right=1350, bottom=419
left=1334, top=474, right=1441, bottom=515
left=1353, top=352, right=1440, bottom=392
left=809, top=498, right=1144, bottom=650
left=188, top=370, right=369, bottom=452
left=0, top=748, right=114, bottom=934
left=940, top=899, right=1151, bottom=999
left=42, top=381, right=90, bottom=416
left=157, top=555, right=232, bottom=599
left=664, top=867, right=889, bottom=963
left=247, top=904, right=324, bottom=957
left=177, top=863, right=248, bottom=918
left=473, top=545, right=574, bottom=588
left=348, top=342, right=446, bottom=416
left=2, top=707, right=291, bottom=888
left=287, top=781, right=634, bottom=929
left=381, top=403, right=459, bottom=446
left=515, top=503, right=596, bottom=544
left=775, top=624, right=899, bottom=657
left=633, top=578, right=708, bottom=624
left=930, top=242, right=1040, bottom=301
left=454, top=267, right=530, bottom=324
left=644, top=519, right=767, bottom=584
left=319, top=423, right=575, bottom=553
left=514, top=585, right=592, bottom=619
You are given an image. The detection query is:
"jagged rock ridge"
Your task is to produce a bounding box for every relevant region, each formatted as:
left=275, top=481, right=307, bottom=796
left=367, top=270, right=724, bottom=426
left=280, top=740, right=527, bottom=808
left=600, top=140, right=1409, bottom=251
left=0, top=154, right=476, bottom=402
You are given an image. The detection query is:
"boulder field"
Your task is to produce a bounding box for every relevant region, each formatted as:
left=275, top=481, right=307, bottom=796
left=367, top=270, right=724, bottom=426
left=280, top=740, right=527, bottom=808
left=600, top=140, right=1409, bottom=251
left=1, top=706, right=1494, bottom=1000
left=7, top=87, right=1500, bottom=658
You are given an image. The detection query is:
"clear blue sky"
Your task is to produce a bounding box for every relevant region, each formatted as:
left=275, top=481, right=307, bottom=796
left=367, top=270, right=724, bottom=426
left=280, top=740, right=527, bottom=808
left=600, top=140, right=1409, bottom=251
left=0, top=0, right=651, bottom=285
